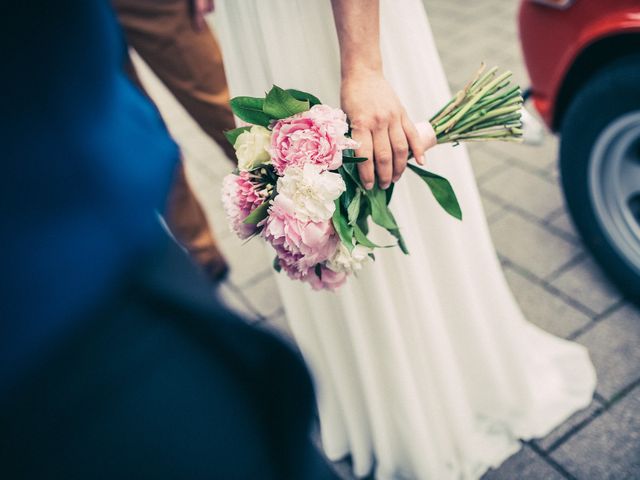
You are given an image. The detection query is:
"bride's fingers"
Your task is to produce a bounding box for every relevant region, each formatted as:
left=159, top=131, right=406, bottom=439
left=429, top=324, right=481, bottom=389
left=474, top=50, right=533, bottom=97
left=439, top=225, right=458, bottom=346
left=373, top=126, right=393, bottom=190
left=389, top=121, right=409, bottom=183
left=354, top=129, right=375, bottom=190
left=402, top=114, right=426, bottom=166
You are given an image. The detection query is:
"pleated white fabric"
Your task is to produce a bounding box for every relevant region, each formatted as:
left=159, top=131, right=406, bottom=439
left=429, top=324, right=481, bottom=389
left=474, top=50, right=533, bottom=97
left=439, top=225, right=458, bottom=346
left=212, top=2, right=597, bottom=478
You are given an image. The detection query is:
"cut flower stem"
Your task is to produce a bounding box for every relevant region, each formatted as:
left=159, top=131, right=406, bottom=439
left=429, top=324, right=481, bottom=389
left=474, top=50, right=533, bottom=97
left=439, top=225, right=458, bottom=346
left=430, top=63, right=523, bottom=145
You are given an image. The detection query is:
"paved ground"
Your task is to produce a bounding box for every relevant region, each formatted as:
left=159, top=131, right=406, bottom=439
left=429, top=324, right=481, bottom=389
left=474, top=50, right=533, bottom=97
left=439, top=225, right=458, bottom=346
left=134, top=1, right=640, bottom=478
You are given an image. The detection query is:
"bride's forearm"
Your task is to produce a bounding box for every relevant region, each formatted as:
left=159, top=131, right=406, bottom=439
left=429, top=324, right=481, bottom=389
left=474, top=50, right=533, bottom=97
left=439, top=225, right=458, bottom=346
left=330, top=0, right=426, bottom=189
left=330, top=0, right=382, bottom=78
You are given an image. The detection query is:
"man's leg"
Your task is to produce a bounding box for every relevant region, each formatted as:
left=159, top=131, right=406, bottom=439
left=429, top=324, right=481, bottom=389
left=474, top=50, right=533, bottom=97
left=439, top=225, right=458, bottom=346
left=166, top=165, right=229, bottom=280
left=113, top=0, right=235, bottom=281
left=124, top=55, right=229, bottom=280
left=113, top=0, right=237, bottom=160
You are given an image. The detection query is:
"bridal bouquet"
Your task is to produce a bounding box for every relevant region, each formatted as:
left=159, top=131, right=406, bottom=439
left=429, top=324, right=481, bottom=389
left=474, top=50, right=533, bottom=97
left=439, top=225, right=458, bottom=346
left=222, top=65, right=523, bottom=290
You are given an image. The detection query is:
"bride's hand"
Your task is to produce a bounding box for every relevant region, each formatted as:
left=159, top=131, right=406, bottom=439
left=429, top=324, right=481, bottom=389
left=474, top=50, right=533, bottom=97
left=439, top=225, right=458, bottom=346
left=341, top=69, right=426, bottom=190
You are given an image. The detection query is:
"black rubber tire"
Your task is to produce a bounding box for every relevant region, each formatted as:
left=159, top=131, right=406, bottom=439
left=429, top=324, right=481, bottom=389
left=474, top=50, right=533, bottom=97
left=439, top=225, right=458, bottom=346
left=560, top=55, right=640, bottom=302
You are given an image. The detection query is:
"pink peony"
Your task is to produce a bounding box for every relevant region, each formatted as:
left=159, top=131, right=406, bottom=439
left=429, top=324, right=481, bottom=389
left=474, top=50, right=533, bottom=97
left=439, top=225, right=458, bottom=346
left=305, top=265, right=348, bottom=291
left=270, top=104, right=358, bottom=175
left=263, top=194, right=339, bottom=273
left=277, top=261, right=347, bottom=292
left=221, top=171, right=268, bottom=239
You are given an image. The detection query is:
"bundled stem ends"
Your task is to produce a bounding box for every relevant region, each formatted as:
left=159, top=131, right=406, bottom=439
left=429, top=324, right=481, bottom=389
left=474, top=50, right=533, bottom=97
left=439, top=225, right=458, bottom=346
left=430, top=64, right=523, bottom=145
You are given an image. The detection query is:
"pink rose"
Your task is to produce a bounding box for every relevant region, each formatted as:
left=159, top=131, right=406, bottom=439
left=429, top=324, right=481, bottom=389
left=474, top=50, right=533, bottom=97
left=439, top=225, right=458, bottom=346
left=263, top=195, right=339, bottom=273
left=270, top=104, right=358, bottom=175
left=221, top=172, right=268, bottom=239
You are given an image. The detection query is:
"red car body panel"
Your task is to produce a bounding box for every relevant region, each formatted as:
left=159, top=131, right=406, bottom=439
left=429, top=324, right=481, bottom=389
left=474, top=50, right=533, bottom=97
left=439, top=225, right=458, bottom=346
left=519, top=0, right=640, bottom=129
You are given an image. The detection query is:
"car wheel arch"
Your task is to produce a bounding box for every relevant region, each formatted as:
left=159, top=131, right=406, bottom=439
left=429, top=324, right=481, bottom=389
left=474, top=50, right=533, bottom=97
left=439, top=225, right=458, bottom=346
left=553, top=33, right=640, bottom=132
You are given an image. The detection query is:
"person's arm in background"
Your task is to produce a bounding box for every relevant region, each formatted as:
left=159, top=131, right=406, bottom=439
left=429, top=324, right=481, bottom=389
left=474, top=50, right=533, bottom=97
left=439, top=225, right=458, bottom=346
left=191, top=0, right=214, bottom=31
left=330, top=0, right=426, bottom=191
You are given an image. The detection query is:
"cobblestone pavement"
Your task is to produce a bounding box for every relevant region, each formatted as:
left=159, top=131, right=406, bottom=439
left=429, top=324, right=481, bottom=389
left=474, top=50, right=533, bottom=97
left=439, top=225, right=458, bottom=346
left=134, top=1, right=640, bottom=478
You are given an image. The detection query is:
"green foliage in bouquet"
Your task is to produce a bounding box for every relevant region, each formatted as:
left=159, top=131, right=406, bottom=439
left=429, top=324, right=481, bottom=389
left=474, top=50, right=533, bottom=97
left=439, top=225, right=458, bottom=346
left=225, top=64, right=522, bottom=257
left=331, top=64, right=523, bottom=254
left=227, top=86, right=322, bottom=129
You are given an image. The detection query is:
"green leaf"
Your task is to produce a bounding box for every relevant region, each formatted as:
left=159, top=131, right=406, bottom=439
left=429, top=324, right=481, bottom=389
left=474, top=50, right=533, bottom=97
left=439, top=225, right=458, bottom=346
left=332, top=199, right=354, bottom=251
left=355, top=199, right=371, bottom=235
left=243, top=200, right=270, bottom=225
left=364, top=185, right=408, bottom=253
left=356, top=217, right=369, bottom=236
left=407, top=164, right=462, bottom=220
left=353, top=223, right=380, bottom=248
left=347, top=190, right=362, bottom=225
left=223, top=126, right=251, bottom=147
left=366, top=185, right=398, bottom=230
left=340, top=169, right=357, bottom=212
left=230, top=96, right=272, bottom=126
left=385, top=182, right=395, bottom=205
left=263, top=85, right=310, bottom=119
left=342, top=154, right=368, bottom=164
left=388, top=225, right=409, bottom=254
left=286, top=88, right=322, bottom=106
left=342, top=163, right=364, bottom=189
left=273, top=256, right=282, bottom=273
left=343, top=148, right=356, bottom=157
left=356, top=185, right=408, bottom=252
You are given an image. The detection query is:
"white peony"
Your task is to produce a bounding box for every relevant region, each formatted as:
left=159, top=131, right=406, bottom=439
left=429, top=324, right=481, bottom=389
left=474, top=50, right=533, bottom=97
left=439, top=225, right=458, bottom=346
left=235, top=125, right=272, bottom=171
left=276, top=164, right=346, bottom=222
left=326, top=243, right=372, bottom=274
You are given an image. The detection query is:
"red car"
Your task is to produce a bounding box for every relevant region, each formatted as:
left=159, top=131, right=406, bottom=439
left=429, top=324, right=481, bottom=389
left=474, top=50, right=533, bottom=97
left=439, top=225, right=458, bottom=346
left=519, top=0, right=640, bottom=300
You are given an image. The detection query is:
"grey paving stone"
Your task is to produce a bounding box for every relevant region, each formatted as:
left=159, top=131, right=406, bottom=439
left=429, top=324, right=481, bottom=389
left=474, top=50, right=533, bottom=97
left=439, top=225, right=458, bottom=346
left=467, top=144, right=509, bottom=180
left=534, top=400, right=604, bottom=452
left=489, top=213, right=581, bottom=280
left=219, top=235, right=272, bottom=288
left=551, top=386, right=640, bottom=480
left=487, top=135, right=559, bottom=174
left=480, top=195, right=506, bottom=223
left=550, top=256, right=622, bottom=314
left=183, top=137, right=235, bottom=180
left=481, top=140, right=535, bottom=167
left=216, top=282, right=260, bottom=322
left=547, top=210, right=580, bottom=243
left=183, top=163, right=235, bottom=242
left=241, top=274, right=283, bottom=319
left=504, top=267, right=591, bottom=339
left=452, top=45, right=509, bottom=83
left=481, top=165, right=564, bottom=221
left=497, top=37, right=525, bottom=66
left=264, top=311, right=293, bottom=340
left=481, top=445, right=564, bottom=480
left=575, top=304, right=640, bottom=401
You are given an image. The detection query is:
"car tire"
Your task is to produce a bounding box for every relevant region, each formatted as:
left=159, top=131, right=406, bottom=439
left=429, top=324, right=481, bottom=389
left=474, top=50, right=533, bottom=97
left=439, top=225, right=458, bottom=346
left=560, top=55, right=640, bottom=302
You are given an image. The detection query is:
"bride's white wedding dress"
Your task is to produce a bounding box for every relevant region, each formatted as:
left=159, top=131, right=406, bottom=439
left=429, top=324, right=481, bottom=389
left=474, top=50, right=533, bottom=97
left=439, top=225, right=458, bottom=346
left=213, top=1, right=596, bottom=478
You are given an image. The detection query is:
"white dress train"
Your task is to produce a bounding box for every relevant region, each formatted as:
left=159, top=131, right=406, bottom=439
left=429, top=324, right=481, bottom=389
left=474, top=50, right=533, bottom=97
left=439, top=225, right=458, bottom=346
left=212, top=1, right=597, bottom=478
